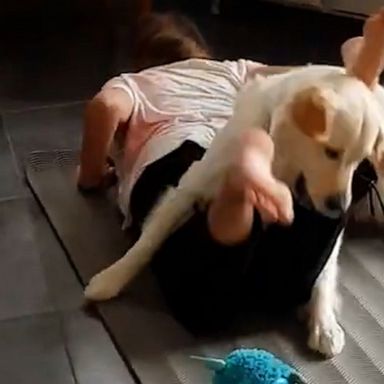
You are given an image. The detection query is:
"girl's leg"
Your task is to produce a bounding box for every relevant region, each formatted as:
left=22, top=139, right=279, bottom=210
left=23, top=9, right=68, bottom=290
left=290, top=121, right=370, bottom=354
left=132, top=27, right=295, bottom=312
left=208, top=129, right=293, bottom=245
left=342, top=8, right=384, bottom=88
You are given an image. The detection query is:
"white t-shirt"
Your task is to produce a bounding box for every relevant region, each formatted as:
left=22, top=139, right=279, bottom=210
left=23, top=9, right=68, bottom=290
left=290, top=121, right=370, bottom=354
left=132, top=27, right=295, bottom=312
left=103, top=58, right=263, bottom=225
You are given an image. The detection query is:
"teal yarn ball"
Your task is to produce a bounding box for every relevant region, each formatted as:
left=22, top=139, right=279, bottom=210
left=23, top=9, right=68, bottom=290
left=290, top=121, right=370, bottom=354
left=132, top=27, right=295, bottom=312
left=211, top=349, right=300, bottom=384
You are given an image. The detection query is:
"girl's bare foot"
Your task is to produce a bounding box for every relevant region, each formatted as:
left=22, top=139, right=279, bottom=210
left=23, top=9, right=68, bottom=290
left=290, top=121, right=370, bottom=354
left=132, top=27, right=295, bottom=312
left=228, top=130, right=293, bottom=223
left=347, top=8, right=384, bottom=87
left=208, top=129, right=293, bottom=245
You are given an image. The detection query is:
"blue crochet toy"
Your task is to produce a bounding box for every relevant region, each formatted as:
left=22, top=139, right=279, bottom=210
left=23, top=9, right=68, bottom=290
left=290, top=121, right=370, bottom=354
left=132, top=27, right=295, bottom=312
left=192, top=349, right=307, bottom=384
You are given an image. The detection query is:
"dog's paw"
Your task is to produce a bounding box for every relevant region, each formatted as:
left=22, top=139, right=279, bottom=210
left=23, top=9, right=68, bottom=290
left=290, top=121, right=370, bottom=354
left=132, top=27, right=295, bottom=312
left=308, top=315, right=345, bottom=358
left=84, top=266, right=125, bottom=301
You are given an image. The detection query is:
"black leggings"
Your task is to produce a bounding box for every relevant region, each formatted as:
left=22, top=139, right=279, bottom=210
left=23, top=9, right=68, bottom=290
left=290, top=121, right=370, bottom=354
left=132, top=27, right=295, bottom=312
left=130, top=141, right=372, bottom=333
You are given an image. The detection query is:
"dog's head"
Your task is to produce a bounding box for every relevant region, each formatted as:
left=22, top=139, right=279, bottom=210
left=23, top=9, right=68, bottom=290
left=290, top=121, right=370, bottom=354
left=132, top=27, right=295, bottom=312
left=272, top=75, right=384, bottom=217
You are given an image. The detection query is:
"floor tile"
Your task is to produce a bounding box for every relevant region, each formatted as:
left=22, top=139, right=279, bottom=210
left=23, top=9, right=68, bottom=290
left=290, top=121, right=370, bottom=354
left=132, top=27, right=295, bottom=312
left=27, top=197, right=84, bottom=311
left=4, top=103, right=84, bottom=167
left=0, top=198, right=55, bottom=320
left=0, top=313, right=75, bottom=384
left=0, top=117, right=23, bottom=199
left=62, top=310, right=135, bottom=384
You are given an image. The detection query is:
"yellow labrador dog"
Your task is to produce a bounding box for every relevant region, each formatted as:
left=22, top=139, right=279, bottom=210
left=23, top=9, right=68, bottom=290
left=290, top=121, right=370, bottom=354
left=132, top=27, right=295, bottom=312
left=85, top=65, right=384, bottom=357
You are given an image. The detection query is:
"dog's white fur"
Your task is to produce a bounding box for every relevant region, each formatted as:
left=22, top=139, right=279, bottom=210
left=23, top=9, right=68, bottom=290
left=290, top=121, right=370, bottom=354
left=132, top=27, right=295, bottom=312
left=307, top=232, right=344, bottom=356
left=85, top=65, right=384, bottom=358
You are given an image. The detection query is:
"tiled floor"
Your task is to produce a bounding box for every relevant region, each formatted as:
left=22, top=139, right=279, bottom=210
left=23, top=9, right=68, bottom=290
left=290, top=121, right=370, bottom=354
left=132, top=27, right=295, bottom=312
left=0, top=105, right=133, bottom=383
left=0, top=2, right=366, bottom=383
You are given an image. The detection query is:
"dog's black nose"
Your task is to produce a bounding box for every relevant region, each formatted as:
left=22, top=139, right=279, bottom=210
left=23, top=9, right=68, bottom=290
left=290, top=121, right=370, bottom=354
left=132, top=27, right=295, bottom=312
left=325, top=194, right=345, bottom=213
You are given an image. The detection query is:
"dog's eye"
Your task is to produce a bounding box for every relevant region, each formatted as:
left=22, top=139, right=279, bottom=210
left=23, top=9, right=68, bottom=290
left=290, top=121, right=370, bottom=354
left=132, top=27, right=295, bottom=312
left=324, top=147, right=341, bottom=160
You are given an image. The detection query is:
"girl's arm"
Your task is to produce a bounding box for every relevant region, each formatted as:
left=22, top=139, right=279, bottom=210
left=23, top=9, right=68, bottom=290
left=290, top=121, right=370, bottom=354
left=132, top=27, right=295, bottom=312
left=78, top=88, right=134, bottom=189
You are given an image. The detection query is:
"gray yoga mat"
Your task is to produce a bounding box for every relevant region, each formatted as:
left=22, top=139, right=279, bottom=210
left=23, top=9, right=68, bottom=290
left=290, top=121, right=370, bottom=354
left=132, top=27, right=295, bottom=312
left=26, top=150, right=384, bottom=384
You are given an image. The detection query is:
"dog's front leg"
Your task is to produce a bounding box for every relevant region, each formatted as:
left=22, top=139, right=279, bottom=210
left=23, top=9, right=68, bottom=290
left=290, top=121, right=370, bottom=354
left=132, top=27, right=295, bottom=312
left=307, top=232, right=345, bottom=358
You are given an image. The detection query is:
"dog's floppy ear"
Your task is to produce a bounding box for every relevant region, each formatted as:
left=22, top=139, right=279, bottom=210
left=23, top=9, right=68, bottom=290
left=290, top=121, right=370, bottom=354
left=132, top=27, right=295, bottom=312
left=291, top=86, right=338, bottom=142
left=372, top=130, right=384, bottom=175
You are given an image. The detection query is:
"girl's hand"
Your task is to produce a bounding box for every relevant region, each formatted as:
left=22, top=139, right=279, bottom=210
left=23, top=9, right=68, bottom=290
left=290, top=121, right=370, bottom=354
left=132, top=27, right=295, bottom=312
left=77, top=164, right=117, bottom=192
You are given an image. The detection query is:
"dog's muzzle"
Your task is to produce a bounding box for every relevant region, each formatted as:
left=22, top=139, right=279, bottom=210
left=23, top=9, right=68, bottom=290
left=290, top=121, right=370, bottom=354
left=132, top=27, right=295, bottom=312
left=294, top=174, right=348, bottom=218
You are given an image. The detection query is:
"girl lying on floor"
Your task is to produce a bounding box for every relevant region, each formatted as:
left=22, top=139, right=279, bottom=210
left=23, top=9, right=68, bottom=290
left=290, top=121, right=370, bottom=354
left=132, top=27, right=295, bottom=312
left=78, top=11, right=384, bottom=357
